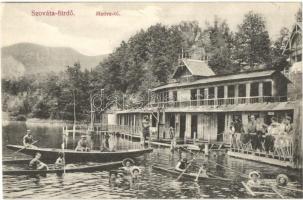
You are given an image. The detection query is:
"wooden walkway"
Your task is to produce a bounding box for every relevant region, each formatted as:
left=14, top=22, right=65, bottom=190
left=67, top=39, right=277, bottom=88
left=227, top=150, right=297, bottom=168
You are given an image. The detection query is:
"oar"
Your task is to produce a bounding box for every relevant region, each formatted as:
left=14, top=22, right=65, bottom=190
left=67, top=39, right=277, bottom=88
left=195, top=166, right=204, bottom=182
left=242, top=181, right=256, bottom=196
left=271, top=186, right=285, bottom=199
left=278, top=185, right=303, bottom=193
left=12, top=140, right=38, bottom=155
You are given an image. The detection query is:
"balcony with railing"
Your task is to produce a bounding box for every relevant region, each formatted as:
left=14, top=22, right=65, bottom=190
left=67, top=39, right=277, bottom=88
left=148, top=96, right=288, bottom=109
left=104, top=124, right=143, bottom=136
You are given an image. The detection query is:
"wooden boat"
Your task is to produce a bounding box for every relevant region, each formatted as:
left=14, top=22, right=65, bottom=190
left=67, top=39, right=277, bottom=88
left=152, top=165, right=232, bottom=181
left=241, top=181, right=284, bottom=198
left=6, top=145, right=153, bottom=163
left=3, top=161, right=122, bottom=176
left=3, top=159, right=32, bottom=164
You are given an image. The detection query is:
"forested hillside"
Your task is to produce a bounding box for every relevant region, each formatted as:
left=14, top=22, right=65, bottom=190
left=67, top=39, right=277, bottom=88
left=1, top=43, right=107, bottom=78
left=2, top=11, right=296, bottom=121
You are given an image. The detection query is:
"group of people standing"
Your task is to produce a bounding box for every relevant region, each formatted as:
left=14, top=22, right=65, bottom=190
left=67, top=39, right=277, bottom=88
left=229, top=115, right=294, bottom=156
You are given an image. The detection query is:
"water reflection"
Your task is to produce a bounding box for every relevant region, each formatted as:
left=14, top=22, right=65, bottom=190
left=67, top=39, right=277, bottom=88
left=2, top=121, right=303, bottom=199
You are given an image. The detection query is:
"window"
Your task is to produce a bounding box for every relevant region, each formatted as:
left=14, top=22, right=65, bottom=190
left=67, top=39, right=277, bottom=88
left=263, top=82, right=272, bottom=96
left=125, top=115, right=128, bottom=125
left=250, top=82, right=259, bottom=97
left=173, top=91, right=177, bottom=101
left=157, top=91, right=169, bottom=102
left=119, top=115, right=122, bottom=125
left=228, top=85, right=235, bottom=98
left=297, top=54, right=302, bottom=62
left=238, top=84, right=246, bottom=97
left=191, top=89, right=197, bottom=100
left=208, top=87, right=215, bottom=99
left=199, top=88, right=205, bottom=99
left=152, top=114, right=157, bottom=127
left=164, top=91, right=169, bottom=102
left=217, top=86, right=224, bottom=98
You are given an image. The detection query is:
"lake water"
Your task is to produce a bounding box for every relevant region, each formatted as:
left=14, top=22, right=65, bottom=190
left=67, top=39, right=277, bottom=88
left=2, top=121, right=303, bottom=199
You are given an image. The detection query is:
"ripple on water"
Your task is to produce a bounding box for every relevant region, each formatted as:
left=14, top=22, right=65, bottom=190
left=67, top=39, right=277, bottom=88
left=3, top=147, right=303, bottom=199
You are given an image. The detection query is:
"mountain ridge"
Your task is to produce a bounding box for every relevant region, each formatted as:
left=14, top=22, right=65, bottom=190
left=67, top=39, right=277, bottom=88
left=1, top=43, right=107, bottom=78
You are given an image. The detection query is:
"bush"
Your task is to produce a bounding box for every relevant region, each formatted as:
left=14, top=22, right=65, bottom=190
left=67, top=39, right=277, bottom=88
left=15, top=115, right=27, bottom=121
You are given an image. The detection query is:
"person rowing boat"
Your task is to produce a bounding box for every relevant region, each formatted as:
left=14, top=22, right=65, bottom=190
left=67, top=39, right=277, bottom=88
left=23, top=130, right=37, bottom=149
left=175, top=158, right=189, bottom=172
left=29, top=152, right=48, bottom=170
left=175, top=157, right=209, bottom=178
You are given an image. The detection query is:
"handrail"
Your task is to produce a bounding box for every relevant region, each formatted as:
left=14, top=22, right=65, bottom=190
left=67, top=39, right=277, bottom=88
left=147, top=96, right=287, bottom=109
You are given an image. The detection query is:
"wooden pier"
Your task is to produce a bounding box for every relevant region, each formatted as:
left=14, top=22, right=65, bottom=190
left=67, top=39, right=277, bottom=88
left=227, top=149, right=298, bottom=169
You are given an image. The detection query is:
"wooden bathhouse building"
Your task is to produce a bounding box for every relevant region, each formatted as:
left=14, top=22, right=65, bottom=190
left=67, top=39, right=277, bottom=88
left=112, top=58, right=293, bottom=139
left=102, top=21, right=302, bottom=168
left=102, top=54, right=302, bottom=168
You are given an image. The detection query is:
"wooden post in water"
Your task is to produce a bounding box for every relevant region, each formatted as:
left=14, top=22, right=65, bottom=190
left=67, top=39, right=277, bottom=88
left=204, top=143, right=209, bottom=156
left=122, top=133, right=125, bottom=150
left=293, top=101, right=302, bottom=168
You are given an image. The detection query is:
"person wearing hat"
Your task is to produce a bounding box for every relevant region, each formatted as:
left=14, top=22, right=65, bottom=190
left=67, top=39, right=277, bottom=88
left=247, top=171, right=262, bottom=187
left=281, top=116, right=294, bottom=157
left=247, top=115, right=258, bottom=152
left=23, top=129, right=37, bottom=149
left=120, top=158, right=135, bottom=175
left=175, top=157, right=189, bottom=172
left=130, top=167, right=141, bottom=182
left=264, top=117, right=280, bottom=154
left=105, top=132, right=110, bottom=149
left=129, top=166, right=142, bottom=188
left=142, top=116, right=150, bottom=145
left=281, top=116, right=293, bottom=135
left=75, top=135, right=91, bottom=152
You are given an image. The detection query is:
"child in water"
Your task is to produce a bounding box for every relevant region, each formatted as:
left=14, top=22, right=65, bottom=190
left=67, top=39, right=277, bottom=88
left=109, top=170, right=118, bottom=187
left=247, top=171, right=262, bottom=187
left=276, top=174, right=288, bottom=186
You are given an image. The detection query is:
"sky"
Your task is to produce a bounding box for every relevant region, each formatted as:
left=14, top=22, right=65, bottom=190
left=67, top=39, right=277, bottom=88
left=1, top=2, right=301, bottom=56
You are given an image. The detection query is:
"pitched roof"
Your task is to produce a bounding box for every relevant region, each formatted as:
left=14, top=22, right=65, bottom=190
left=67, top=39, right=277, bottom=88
left=152, top=69, right=288, bottom=91
left=172, top=59, right=215, bottom=78
left=283, top=22, right=302, bottom=54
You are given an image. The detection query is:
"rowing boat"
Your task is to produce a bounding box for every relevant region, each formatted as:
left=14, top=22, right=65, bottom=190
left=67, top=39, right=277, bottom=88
left=6, top=145, right=153, bottom=163
left=3, top=161, right=122, bottom=176
left=3, top=159, right=32, bottom=164
left=241, top=181, right=284, bottom=198
left=152, top=165, right=232, bottom=181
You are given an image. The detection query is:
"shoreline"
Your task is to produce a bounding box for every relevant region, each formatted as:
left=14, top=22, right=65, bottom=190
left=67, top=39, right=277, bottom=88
left=2, top=118, right=89, bottom=127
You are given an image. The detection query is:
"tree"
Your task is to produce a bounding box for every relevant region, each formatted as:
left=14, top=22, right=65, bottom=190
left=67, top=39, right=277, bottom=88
left=270, top=27, right=291, bottom=71
left=233, top=11, right=271, bottom=70
left=296, top=7, right=302, bottom=23
left=203, top=17, right=239, bottom=74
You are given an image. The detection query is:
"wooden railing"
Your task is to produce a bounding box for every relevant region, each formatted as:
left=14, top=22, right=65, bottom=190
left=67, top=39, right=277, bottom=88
left=223, top=131, right=294, bottom=162
left=104, top=125, right=143, bottom=136
left=148, top=96, right=287, bottom=109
